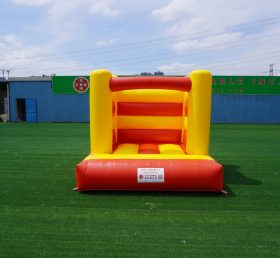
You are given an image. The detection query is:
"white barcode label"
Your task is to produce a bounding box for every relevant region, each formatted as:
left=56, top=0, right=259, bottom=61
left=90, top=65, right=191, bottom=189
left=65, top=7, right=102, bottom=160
left=137, top=168, right=164, bottom=183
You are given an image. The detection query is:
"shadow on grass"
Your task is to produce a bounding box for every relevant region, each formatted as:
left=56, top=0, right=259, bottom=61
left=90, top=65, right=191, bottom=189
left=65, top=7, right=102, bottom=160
left=80, top=190, right=225, bottom=198
left=79, top=164, right=262, bottom=198
left=223, top=164, right=262, bottom=196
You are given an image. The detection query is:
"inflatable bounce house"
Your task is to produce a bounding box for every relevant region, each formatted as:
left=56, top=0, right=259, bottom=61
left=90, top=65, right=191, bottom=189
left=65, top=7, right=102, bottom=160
left=75, top=69, right=224, bottom=192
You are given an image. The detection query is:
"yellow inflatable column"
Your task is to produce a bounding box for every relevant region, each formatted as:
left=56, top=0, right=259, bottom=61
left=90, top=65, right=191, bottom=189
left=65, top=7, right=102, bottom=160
left=90, top=70, right=113, bottom=154
left=187, top=70, right=212, bottom=155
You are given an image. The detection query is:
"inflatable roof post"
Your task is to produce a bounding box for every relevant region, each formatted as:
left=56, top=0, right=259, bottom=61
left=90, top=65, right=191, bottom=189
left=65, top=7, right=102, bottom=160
left=75, top=70, right=224, bottom=192
left=90, top=70, right=113, bottom=154
left=187, top=70, right=212, bottom=155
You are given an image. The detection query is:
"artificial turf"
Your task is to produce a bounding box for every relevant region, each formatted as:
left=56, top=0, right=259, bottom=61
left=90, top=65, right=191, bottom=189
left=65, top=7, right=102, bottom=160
left=0, top=123, right=279, bottom=257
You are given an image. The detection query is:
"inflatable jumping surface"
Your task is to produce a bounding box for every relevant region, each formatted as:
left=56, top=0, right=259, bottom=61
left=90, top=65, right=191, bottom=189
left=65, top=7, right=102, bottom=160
left=75, top=69, right=224, bottom=192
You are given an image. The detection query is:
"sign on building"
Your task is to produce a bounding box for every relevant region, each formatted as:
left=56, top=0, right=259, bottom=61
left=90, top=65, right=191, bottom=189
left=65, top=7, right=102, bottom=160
left=52, top=75, right=280, bottom=95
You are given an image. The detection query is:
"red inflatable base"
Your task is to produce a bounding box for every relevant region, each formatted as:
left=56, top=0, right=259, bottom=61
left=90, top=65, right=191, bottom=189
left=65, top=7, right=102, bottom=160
left=76, top=159, right=223, bottom=192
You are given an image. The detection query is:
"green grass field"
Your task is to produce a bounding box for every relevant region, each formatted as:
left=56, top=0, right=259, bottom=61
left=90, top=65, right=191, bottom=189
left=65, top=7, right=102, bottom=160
left=0, top=123, right=279, bottom=257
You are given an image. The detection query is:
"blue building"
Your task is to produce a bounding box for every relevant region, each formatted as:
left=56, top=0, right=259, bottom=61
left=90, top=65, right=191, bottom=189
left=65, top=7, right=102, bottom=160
left=3, top=75, right=280, bottom=124
left=8, top=76, right=89, bottom=122
left=211, top=94, right=280, bottom=123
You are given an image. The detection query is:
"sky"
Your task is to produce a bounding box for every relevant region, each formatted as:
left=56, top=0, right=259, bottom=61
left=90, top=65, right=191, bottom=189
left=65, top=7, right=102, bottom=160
left=0, top=0, right=280, bottom=76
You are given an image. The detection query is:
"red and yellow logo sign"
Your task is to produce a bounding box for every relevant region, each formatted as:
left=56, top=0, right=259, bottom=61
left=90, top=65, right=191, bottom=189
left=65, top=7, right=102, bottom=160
left=73, top=77, right=89, bottom=93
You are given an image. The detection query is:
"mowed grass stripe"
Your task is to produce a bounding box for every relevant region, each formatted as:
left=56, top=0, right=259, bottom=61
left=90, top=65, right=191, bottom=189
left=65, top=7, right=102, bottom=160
left=0, top=123, right=279, bottom=257
left=1, top=206, right=279, bottom=257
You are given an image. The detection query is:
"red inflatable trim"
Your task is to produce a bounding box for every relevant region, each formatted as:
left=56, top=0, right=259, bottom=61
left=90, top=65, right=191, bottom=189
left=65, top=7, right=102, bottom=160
left=110, top=77, right=192, bottom=92
left=117, top=129, right=181, bottom=143
left=138, top=144, right=160, bottom=154
left=76, top=159, right=223, bottom=192
left=117, top=102, right=183, bottom=116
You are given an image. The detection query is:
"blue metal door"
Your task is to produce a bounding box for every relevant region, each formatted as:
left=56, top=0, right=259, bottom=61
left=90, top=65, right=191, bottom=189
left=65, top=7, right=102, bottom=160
left=25, top=99, right=37, bottom=123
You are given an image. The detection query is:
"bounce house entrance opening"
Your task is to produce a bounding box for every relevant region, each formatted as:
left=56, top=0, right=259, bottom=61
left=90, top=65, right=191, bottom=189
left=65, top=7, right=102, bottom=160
left=75, top=70, right=224, bottom=192
left=112, top=88, right=188, bottom=156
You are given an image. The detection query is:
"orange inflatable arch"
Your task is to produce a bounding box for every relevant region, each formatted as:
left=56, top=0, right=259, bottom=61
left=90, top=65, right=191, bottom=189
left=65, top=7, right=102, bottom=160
left=75, top=69, right=224, bottom=192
